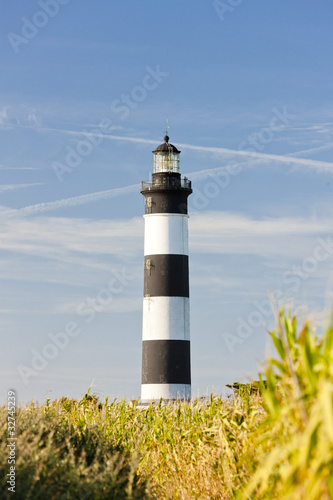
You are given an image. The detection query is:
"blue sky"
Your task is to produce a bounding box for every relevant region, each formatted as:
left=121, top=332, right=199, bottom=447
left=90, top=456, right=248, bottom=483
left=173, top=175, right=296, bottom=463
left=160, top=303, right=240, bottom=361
left=1, top=0, right=333, bottom=403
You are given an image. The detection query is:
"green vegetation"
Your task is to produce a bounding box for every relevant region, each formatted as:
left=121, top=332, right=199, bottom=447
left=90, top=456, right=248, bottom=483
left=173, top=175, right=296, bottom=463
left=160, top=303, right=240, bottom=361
left=1, top=310, right=333, bottom=499
left=226, top=380, right=267, bottom=395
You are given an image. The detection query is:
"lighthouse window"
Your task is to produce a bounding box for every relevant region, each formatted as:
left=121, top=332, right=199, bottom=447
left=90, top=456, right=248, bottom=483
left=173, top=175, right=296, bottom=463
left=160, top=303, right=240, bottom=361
left=153, top=153, right=179, bottom=173
left=146, top=197, right=152, bottom=207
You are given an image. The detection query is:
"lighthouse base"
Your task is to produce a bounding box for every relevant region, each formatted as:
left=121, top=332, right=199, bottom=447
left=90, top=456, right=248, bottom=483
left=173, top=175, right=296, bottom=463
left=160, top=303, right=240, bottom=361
left=141, top=383, right=191, bottom=404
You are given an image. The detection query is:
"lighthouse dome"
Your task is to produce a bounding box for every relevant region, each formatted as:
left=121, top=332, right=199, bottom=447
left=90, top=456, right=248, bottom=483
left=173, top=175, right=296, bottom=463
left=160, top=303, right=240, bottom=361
left=153, top=135, right=181, bottom=154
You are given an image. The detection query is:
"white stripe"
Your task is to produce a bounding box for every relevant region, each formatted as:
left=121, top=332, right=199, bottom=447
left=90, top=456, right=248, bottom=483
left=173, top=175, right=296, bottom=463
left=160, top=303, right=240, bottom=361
left=142, top=296, right=190, bottom=341
left=141, top=384, right=191, bottom=401
left=144, top=214, right=189, bottom=255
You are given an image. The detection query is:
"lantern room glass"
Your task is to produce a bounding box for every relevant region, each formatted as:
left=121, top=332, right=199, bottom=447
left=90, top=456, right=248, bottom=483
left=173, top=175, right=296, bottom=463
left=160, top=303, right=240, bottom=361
left=153, top=152, right=180, bottom=173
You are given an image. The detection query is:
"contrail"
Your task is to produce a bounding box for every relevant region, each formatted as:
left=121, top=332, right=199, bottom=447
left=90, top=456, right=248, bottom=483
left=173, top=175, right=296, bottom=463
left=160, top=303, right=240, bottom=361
left=43, top=127, right=333, bottom=172
left=2, top=165, right=241, bottom=217
left=2, top=162, right=247, bottom=217
left=3, top=183, right=139, bottom=217
left=4, top=129, right=333, bottom=218
left=287, top=142, right=333, bottom=158
left=42, top=127, right=157, bottom=147
left=0, top=166, right=40, bottom=170
left=0, top=183, right=43, bottom=194
left=177, top=141, right=333, bottom=172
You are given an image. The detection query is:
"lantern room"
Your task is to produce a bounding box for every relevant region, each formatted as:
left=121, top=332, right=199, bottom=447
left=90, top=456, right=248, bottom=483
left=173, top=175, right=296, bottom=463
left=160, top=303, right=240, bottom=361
left=152, top=135, right=180, bottom=173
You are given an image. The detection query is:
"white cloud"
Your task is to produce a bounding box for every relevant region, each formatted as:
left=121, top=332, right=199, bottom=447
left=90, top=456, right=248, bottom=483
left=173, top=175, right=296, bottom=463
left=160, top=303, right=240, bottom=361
left=57, top=296, right=142, bottom=314
left=189, top=211, right=333, bottom=258
left=0, top=107, right=8, bottom=127
left=0, top=215, right=143, bottom=262
left=1, top=211, right=332, bottom=266
left=26, top=110, right=42, bottom=128
left=192, top=211, right=330, bottom=236
left=0, top=105, right=42, bottom=130
left=1, top=212, right=331, bottom=323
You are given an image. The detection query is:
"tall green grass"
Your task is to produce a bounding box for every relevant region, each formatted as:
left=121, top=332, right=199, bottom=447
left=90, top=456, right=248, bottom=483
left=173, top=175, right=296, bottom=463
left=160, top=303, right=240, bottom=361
left=243, top=311, right=333, bottom=499
left=1, top=310, right=332, bottom=499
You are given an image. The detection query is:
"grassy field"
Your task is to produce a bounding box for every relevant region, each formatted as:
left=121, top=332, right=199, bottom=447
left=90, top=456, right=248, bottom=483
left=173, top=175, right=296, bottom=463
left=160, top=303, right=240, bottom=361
left=1, top=310, right=333, bottom=499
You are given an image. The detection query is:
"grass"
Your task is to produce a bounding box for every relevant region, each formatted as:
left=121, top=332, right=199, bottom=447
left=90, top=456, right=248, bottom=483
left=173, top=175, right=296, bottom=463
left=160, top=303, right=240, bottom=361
left=1, top=310, right=333, bottom=499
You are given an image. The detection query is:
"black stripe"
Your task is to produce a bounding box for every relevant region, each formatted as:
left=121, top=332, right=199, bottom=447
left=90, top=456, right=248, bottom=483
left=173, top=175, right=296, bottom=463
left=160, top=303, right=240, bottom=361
left=144, top=254, right=189, bottom=297
left=141, top=172, right=191, bottom=214
left=142, top=191, right=190, bottom=214
left=142, top=340, right=191, bottom=384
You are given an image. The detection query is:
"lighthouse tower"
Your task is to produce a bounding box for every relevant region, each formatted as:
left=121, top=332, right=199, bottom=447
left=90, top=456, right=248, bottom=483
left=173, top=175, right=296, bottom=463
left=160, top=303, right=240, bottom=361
left=140, top=134, right=192, bottom=403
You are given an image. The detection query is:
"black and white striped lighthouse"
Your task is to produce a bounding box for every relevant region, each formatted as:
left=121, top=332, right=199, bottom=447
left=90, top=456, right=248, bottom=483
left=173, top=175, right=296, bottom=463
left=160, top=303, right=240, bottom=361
left=140, top=134, right=192, bottom=403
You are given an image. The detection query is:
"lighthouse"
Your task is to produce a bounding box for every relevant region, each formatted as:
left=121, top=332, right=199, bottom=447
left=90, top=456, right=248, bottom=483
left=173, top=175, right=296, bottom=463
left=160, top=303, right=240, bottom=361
left=140, top=134, right=192, bottom=403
